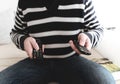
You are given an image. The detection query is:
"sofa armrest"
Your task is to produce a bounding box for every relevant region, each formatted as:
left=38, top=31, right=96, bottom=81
left=0, top=43, right=27, bottom=71
left=95, top=29, right=120, bottom=67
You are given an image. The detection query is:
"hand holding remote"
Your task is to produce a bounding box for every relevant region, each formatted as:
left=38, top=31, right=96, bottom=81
left=73, top=40, right=91, bottom=55
left=32, top=39, right=43, bottom=60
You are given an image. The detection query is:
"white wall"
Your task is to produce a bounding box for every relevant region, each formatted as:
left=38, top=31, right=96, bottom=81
left=0, top=0, right=18, bottom=12
left=0, top=0, right=18, bottom=44
left=93, top=0, right=120, bottom=28
left=92, top=0, right=120, bottom=66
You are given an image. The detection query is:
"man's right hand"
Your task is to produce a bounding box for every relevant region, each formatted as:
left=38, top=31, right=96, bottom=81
left=24, top=37, right=40, bottom=59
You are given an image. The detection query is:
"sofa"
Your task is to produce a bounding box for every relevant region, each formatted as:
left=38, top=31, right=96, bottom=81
left=0, top=4, right=120, bottom=84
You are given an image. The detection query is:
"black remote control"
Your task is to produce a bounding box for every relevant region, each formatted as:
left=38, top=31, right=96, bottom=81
left=73, top=40, right=91, bottom=55
left=32, top=39, right=43, bottom=60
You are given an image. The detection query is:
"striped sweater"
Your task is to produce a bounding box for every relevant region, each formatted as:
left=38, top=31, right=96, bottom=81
left=10, top=0, right=103, bottom=58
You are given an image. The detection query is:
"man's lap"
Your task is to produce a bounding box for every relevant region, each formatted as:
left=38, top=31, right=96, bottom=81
left=0, top=55, right=115, bottom=84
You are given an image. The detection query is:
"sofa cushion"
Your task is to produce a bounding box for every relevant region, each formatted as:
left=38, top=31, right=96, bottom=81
left=0, top=43, right=27, bottom=71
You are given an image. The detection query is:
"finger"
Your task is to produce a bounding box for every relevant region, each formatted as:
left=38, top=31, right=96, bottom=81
left=24, top=40, right=33, bottom=59
left=30, top=38, right=39, bottom=51
left=85, top=39, right=92, bottom=51
left=42, top=45, right=45, bottom=53
left=78, top=34, right=86, bottom=46
left=69, top=40, right=81, bottom=54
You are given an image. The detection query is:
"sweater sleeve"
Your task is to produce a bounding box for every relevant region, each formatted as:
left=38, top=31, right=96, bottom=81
left=10, top=0, right=28, bottom=50
left=83, top=0, right=104, bottom=47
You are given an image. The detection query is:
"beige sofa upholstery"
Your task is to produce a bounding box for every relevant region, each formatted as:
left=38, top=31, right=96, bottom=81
left=0, top=43, right=27, bottom=71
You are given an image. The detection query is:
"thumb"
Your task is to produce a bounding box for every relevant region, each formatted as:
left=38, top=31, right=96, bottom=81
left=69, top=40, right=81, bottom=54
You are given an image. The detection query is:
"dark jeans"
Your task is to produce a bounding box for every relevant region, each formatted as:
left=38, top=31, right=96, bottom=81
left=0, top=55, right=115, bottom=84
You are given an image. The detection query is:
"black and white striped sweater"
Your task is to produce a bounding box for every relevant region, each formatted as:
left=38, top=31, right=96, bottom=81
left=10, top=0, right=103, bottom=58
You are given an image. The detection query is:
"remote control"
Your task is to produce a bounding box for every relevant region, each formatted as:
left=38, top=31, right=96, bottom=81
left=73, top=40, right=91, bottom=55
left=32, top=39, right=43, bottom=60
